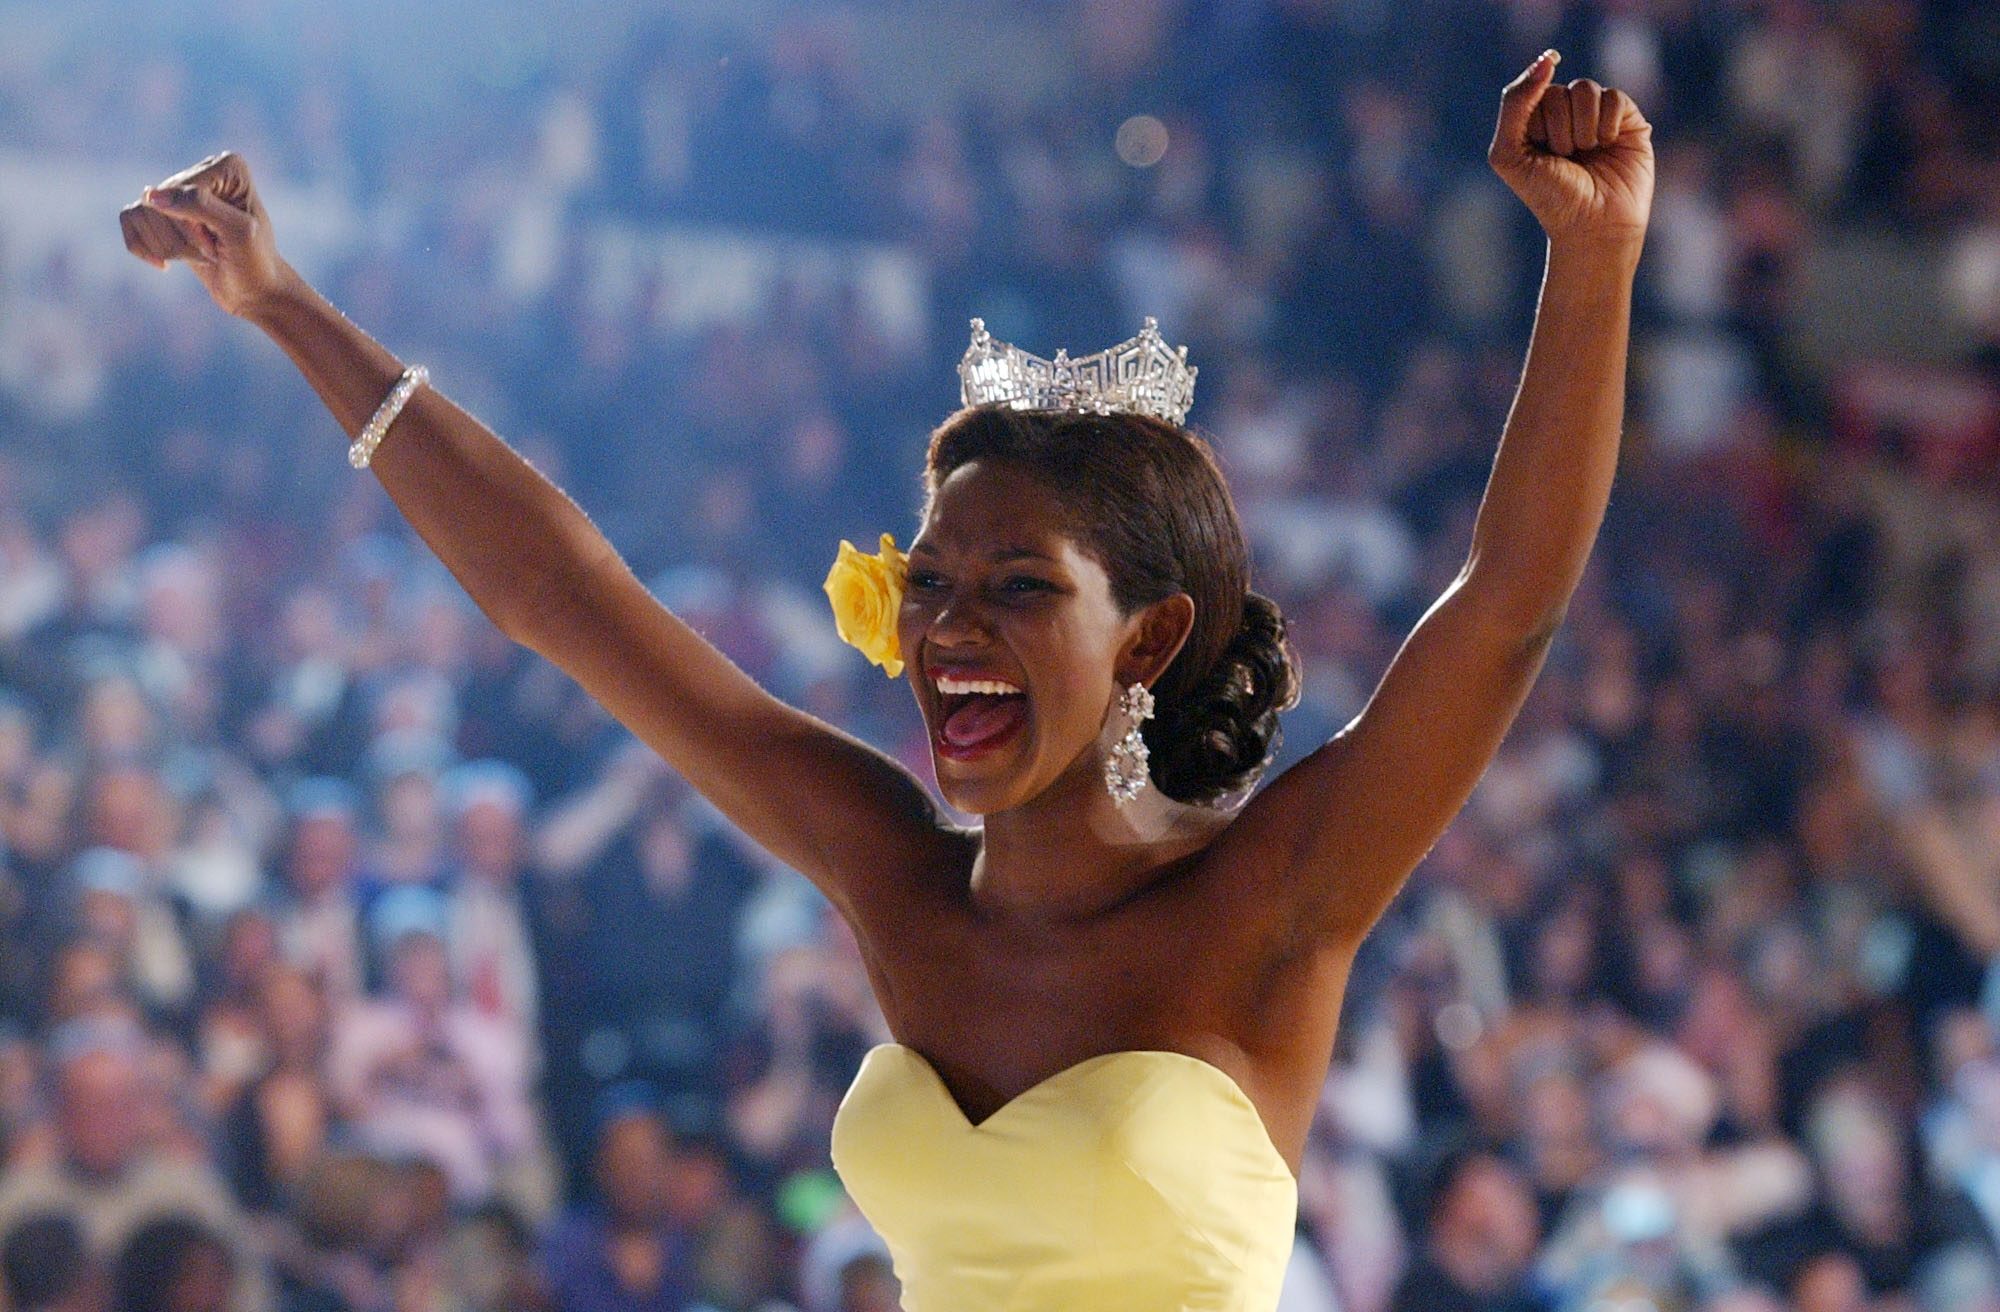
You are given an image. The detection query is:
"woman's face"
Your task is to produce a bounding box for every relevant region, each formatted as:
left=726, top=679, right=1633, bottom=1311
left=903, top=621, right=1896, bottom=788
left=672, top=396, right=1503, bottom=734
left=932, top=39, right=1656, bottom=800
left=900, top=459, right=1154, bottom=815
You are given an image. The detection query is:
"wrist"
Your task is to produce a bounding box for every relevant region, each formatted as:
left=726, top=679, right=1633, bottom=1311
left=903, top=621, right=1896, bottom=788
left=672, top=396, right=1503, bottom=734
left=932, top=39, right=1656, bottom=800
left=240, top=259, right=310, bottom=328
left=1546, top=227, right=1646, bottom=268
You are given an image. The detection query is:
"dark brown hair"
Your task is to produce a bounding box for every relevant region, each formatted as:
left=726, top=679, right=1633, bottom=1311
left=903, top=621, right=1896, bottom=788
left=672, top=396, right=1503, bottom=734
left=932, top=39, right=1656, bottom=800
left=923, top=404, right=1301, bottom=805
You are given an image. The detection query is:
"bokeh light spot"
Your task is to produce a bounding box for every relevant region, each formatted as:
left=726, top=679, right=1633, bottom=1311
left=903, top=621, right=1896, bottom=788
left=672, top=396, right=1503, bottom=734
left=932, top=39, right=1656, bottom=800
left=1434, top=1001, right=1484, bottom=1051
left=1115, top=115, right=1170, bottom=168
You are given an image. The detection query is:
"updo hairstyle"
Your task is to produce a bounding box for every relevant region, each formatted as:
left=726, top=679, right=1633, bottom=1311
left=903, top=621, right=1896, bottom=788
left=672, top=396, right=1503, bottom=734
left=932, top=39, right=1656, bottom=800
left=923, top=404, right=1301, bottom=806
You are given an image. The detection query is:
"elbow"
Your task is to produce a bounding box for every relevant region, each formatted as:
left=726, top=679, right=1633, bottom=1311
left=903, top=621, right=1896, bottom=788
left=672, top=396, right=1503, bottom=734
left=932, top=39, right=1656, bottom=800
left=492, top=572, right=591, bottom=658
left=1492, top=604, right=1567, bottom=668
left=473, top=591, right=534, bottom=649
left=420, top=555, right=557, bottom=652
left=1454, top=568, right=1571, bottom=653
left=1521, top=603, right=1569, bottom=654
left=488, top=532, right=625, bottom=654
left=474, top=575, right=554, bottom=650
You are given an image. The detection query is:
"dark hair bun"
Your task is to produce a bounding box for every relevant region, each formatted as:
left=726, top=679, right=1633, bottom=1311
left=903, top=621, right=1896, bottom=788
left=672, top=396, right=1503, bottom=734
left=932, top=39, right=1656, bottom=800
left=1148, top=591, right=1302, bottom=806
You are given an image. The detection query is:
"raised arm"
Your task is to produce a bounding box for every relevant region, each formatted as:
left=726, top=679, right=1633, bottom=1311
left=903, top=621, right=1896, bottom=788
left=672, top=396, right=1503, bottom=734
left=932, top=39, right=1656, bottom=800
left=122, top=153, right=968, bottom=922
left=1226, top=53, right=1655, bottom=946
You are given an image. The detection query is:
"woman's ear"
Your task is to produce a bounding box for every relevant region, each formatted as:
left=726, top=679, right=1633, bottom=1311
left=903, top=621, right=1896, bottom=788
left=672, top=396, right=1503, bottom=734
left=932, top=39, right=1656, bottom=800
left=1119, top=593, right=1195, bottom=687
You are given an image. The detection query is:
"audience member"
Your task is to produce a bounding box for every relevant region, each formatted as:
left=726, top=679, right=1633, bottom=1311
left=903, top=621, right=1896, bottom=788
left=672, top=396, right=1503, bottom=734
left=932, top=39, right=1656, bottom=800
left=1388, top=1149, right=1541, bottom=1312
left=0, top=1021, right=263, bottom=1311
left=539, top=1088, right=698, bottom=1312
left=0, top=1211, right=108, bottom=1312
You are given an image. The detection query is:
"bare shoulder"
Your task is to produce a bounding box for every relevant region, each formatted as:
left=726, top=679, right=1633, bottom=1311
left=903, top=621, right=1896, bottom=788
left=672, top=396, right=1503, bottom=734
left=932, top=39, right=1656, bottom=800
left=1176, top=750, right=1365, bottom=927
left=836, top=821, right=983, bottom=943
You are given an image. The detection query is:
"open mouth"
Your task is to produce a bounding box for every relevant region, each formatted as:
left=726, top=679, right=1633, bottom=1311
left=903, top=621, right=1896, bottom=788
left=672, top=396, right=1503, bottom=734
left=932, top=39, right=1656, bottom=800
left=933, top=678, right=1029, bottom=759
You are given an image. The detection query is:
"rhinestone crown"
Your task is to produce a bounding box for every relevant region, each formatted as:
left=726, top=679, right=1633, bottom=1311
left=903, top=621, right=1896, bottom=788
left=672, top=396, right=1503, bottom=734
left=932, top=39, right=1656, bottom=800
left=958, top=317, right=1197, bottom=426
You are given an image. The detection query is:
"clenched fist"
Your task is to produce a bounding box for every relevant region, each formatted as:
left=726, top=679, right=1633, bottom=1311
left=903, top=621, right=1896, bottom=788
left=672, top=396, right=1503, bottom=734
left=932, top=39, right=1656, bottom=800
left=120, top=152, right=296, bottom=319
left=1488, top=51, right=1654, bottom=246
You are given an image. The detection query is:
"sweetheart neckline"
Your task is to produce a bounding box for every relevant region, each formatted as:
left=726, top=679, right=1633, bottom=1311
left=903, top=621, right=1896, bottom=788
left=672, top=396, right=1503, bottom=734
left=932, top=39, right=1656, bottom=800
left=863, top=1041, right=1298, bottom=1182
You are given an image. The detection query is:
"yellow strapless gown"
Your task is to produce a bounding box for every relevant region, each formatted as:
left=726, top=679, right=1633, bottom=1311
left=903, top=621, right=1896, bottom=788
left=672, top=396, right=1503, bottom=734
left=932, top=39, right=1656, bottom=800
left=829, top=1043, right=1299, bottom=1311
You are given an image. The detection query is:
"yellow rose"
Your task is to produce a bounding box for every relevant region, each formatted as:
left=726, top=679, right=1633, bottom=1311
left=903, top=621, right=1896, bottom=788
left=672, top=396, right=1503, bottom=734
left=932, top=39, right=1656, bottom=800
left=824, top=532, right=908, bottom=677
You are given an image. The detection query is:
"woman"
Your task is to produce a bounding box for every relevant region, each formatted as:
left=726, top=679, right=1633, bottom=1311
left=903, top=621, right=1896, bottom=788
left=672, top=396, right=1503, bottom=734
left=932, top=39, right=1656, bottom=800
left=122, top=50, right=1652, bottom=1311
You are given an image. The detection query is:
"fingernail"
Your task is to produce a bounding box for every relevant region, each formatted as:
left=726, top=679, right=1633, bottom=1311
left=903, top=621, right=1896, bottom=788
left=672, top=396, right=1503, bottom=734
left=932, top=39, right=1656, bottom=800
left=1542, top=49, right=1561, bottom=66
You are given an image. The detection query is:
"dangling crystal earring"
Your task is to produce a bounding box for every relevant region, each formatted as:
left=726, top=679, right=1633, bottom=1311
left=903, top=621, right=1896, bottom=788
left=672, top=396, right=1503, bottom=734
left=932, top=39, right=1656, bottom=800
left=1104, top=682, right=1156, bottom=805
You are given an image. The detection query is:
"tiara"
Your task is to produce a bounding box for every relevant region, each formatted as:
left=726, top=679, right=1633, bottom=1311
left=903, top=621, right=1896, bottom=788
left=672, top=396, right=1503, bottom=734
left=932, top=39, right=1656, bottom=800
left=958, top=317, right=1197, bottom=426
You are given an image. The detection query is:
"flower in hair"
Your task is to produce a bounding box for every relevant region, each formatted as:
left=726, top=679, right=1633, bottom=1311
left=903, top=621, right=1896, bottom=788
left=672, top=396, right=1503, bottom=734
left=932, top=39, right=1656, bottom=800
left=824, top=533, right=908, bottom=677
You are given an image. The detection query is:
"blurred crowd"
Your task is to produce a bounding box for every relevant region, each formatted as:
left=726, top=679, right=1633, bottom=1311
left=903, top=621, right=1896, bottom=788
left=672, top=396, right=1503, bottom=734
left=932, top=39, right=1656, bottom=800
left=2, top=0, right=2000, bottom=1310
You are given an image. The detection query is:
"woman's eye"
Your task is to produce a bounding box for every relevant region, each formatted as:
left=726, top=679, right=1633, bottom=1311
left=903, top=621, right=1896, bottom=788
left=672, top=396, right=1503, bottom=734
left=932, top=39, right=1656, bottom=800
left=1001, top=577, right=1050, bottom=594
left=908, top=571, right=945, bottom=591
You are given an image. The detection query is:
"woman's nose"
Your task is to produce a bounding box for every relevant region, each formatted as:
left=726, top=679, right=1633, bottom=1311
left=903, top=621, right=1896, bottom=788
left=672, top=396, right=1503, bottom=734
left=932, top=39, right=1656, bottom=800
left=927, top=592, right=989, bottom=647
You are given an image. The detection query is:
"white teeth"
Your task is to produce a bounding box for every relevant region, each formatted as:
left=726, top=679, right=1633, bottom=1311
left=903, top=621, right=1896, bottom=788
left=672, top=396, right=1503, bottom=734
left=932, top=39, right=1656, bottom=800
left=935, top=676, right=1023, bottom=696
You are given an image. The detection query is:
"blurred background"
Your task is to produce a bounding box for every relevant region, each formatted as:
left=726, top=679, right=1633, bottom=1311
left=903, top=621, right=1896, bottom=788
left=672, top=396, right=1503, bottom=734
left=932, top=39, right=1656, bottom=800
left=1, top=0, right=1999, bottom=1309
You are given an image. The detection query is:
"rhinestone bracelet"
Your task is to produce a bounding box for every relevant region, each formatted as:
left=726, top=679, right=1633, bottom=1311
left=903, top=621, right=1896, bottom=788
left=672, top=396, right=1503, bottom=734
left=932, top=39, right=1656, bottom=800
left=348, top=364, right=429, bottom=470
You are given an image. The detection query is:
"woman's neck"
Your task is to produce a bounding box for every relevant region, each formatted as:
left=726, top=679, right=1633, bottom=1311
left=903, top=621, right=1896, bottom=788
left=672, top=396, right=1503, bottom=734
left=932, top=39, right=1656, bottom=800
left=969, top=767, right=1231, bottom=922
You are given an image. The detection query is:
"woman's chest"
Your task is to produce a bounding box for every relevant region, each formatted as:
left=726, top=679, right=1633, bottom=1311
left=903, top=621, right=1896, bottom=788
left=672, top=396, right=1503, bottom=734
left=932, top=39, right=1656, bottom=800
left=858, top=893, right=1288, bottom=1126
